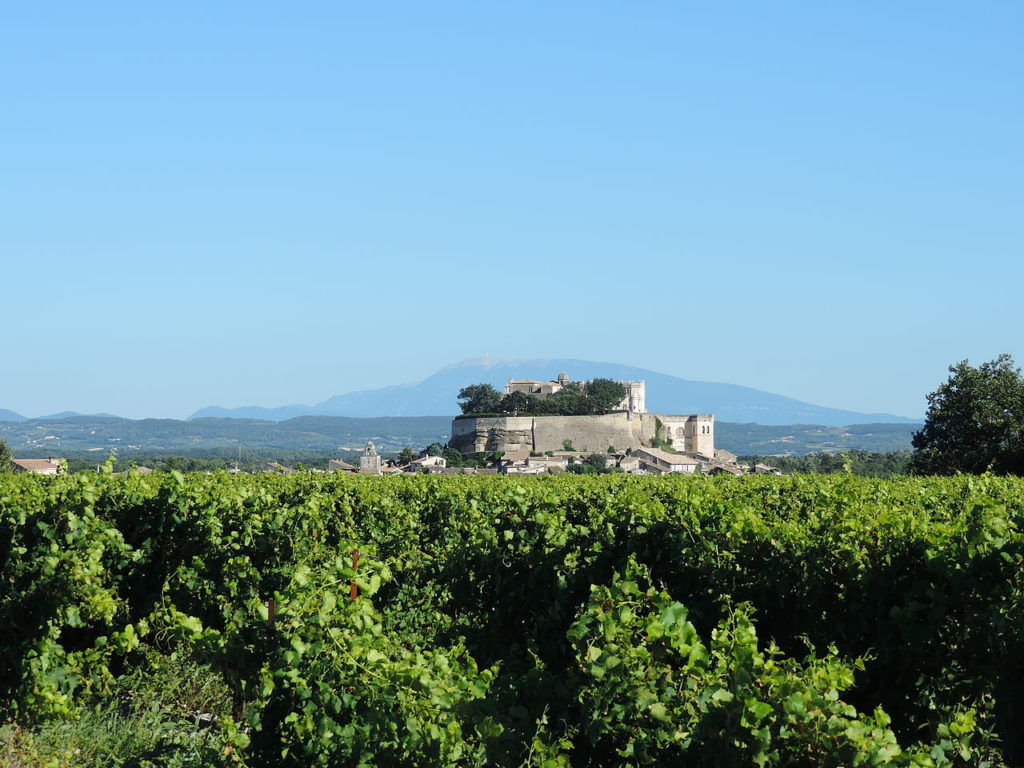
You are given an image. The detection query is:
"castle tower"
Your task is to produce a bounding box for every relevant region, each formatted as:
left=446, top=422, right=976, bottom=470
left=623, top=381, right=646, bottom=415
left=661, top=414, right=714, bottom=456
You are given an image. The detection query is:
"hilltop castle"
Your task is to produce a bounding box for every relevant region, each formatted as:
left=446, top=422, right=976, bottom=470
left=450, top=373, right=713, bottom=457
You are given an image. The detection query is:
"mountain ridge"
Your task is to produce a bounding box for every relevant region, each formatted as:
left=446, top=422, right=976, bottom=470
left=189, top=358, right=919, bottom=427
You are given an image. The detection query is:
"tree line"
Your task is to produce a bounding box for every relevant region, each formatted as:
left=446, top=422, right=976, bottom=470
left=740, top=450, right=912, bottom=478
left=457, top=379, right=627, bottom=416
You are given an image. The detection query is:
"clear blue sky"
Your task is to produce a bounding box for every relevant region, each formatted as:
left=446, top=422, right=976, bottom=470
left=2, top=2, right=1021, bottom=420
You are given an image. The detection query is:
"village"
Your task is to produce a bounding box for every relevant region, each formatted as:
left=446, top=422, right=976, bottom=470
left=317, top=437, right=780, bottom=477
left=7, top=373, right=780, bottom=478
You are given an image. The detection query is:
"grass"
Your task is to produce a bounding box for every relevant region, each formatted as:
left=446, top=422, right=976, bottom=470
left=1, top=653, right=234, bottom=768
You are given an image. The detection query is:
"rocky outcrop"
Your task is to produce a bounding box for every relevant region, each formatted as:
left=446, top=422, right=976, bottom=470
left=450, top=416, right=535, bottom=454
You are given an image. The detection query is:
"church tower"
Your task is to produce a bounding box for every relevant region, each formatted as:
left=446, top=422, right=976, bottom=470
left=359, top=441, right=383, bottom=475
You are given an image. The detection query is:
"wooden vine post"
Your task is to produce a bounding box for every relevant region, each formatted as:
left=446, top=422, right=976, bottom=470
left=350, top=549, right=360, bottom=600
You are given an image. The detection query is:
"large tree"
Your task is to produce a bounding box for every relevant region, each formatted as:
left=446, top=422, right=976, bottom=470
left=584, top=378, right=627, bottom=413
left=542, top=382, right=591, bottom=415
left=498, top=391, right=532, bottom=414
left=457, top=384, right=503, bottom=415
left=910, top=354, right=1024, bottom=475
left=0, top=439, right=12, bottom=473
left=395, top=447, right=418, bottom=465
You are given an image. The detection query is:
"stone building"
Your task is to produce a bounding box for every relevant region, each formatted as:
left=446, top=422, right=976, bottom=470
left=358, top=441, right=383, bottom=475
left=658, top=414, right=714, bottom=456
left=626, top=448, right=701, bottom=475
left=452, top=370, right=714, bottom=461
left=450, top=411, right=715, bottom=456
left=505, top=373, right=646, bottom=415
left=11, top=458, right=65, bottom=476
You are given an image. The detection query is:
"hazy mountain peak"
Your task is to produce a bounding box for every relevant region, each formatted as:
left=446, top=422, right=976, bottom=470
left=442, top=355, right=519, bottom=371
left=189, top=358, right=920, bottom=426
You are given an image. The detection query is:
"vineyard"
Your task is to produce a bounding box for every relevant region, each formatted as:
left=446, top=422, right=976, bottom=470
left=1, top=470, right=1022, bottom=767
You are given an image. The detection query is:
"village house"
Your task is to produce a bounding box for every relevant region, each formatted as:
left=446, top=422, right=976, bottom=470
left=11, top=458, right=65, bottom=476
left=525, top=455, right=570, bottom=470
left=500, top=464, right=548, bottom=475
left=625, top=447, right=701, bottom=475
left=704, top=461, right=745, bottom=476
left=403, top=455, right=447, bottom=472
left=265, top=461, right=296, bottom=475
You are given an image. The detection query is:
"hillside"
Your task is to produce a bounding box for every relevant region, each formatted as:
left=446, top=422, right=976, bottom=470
left=0, top=413, right=919, bottom=458
left=715, top=421, right=920, bottom=455
left=189, top=357, right=920, bottom=426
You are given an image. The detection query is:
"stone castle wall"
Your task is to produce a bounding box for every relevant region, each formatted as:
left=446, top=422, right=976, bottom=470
left=450, top=415, right=535, bottom=454
left=450, top=412, right=657, bottom=454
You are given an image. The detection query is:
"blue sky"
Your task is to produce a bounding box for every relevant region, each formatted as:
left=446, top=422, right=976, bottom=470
left=2, top=2, right=1021, bottom=420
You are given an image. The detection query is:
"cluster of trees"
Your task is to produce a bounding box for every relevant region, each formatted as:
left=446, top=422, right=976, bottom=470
left=910, top=354, right=1024, bottom=475
left=741, top=450, right=912, bottom=478
left=421, top=442, right=502, bottom=468
left=457, top=379, right=627, bottom=416
left=567, top=453, right=624, bottom=474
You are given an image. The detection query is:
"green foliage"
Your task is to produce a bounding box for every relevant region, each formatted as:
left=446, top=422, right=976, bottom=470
left=1, top=472, right=1022, bottom=766
left=540, top=382, right=591, bottom=416
left=463, top=379, right=626, bottom=417
left=0, top=440, right=12, bottom=474
left=649, top=435, right=675, bottom=451
left=457, top=384, right=503, bottom=415
left=497, top=390, right=533, bottom=414
left=567, top=557, right=939, bottom=766
left=912, top=355, right=1024, bottom=475
left=0, top=654, right=232, bottom=767
left=395, top=447, right=419, bottom=465
left=714, top=422, right=919, bottom=456
left=583, top=379, right=627, bottom=413
left=742, top=450, right=912, bottom=478
left=421, top=444, right=495, bottom=468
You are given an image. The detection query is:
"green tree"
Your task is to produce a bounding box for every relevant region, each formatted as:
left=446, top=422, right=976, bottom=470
left=544, top=382, right=590, bottom=415
left=0, top=439, right=12, bottom=473
left=456, top=384, right=502, bottom=415
left=395, top=447, right=418, bottom=465
left=584, top=378, right=627, bottom=413
left=584, top=453, right=607, bottom=471
left=910, top=354, right=1024, bottom=475
left=498, top=391, right=532, bottom=414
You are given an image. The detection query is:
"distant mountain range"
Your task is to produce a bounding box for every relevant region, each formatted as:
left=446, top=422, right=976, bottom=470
left=0, top=409, right=118, bottom=422
left=188, top=357, right=920, bottom=427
